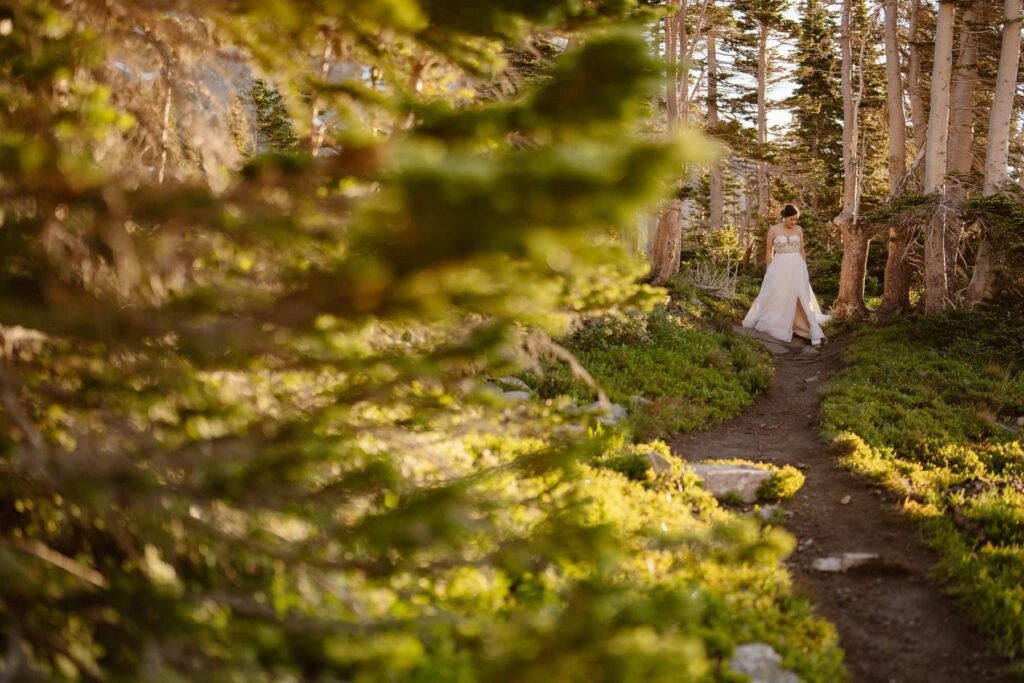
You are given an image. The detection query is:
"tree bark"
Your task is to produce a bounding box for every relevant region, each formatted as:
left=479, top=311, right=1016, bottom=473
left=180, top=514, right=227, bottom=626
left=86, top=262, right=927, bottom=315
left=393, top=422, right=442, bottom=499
left=922, top=0, right=956, bottom=314
left=651, top=199, right=684, bottom=284
left=651, top=2, right=684, bottom=282
left=965, top=0, right=1023, bottom=306
left=310, top=38, right=334, bottom=156
left=707, top=30, right=724, bottom=232
left=665, top=14, right=679, bottom=124
left=157, top=79, right=173, bottom=185
left=907, top=0, right=927, bottom=153
left=833, top=0, right=868, bottom=318
left=878, top=0, right=912, bottom=319
left=945, top=1, right=980, bottom=294
left=756, top=20, right=769, bottom=255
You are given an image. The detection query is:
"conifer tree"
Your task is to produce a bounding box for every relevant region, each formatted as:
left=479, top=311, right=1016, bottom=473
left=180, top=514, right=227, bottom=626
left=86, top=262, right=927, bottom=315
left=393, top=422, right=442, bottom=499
left=789, top=0, right=843, bottom=208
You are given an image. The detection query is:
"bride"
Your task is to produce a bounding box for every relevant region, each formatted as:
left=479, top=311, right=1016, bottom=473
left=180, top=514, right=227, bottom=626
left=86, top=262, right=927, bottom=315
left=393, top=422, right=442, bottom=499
left=742, top=204, right=830, bottom=346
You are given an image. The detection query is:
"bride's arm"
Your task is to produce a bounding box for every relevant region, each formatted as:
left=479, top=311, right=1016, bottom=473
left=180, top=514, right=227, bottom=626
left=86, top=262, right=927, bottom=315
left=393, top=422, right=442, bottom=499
left=799, top=228, right=807, bottom=260
left=765, top=227, right=775, bottom=266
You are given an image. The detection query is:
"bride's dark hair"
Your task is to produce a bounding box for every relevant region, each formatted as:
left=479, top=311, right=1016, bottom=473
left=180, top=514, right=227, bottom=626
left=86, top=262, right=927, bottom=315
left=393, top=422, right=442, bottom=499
left=781, top=204, right=799, bottom=218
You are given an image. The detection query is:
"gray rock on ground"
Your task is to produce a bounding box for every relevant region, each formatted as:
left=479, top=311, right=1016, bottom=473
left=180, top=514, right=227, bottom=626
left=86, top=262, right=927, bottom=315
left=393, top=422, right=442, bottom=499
left=642, top=451, right=673, bottom=475
left=729, top=643, right=800, bottom=683
left=584, top=401, right=627, bottom=426
left=689, top=463, right=774, bottom=504
left=732, top=326, right=802, bottom=355
left=810, top=552, right=880, bottom=572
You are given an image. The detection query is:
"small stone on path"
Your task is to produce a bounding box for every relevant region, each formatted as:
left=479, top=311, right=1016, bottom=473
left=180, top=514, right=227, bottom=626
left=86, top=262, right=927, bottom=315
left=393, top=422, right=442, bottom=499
left=840, top=495, right=852, bottom=505
left=811, top=552, right=880, bottom=573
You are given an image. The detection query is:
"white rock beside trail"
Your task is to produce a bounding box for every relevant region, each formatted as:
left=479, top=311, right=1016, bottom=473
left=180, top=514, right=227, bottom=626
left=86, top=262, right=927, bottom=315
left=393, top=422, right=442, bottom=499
left=729, top=643, right=800, bottom=683
left=810, top=552, right=879, bottom=573
left=689, top=463, right=773, bottom=504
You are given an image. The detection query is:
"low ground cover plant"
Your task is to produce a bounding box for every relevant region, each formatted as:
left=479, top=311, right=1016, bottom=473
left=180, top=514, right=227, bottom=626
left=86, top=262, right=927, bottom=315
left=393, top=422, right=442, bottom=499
left=822, top=310, right=1024, bottom=665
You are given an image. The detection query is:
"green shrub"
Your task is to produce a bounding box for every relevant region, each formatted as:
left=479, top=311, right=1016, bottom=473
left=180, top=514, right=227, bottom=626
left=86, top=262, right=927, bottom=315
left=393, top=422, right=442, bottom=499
left=535, top=306, right=773, bottom=438
left=758, top=465, right=807, bottom=502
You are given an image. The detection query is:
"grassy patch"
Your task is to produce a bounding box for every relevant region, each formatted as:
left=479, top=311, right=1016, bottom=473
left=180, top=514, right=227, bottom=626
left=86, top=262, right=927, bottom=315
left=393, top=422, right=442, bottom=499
left=534, top=299, right=773, bottom=439
left=822, top=309, right=1024, bottom=663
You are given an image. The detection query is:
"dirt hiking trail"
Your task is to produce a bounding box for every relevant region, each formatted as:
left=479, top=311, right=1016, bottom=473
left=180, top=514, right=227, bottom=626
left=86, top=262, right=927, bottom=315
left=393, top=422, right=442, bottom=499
left=669, top=333, right=1016, bottom=683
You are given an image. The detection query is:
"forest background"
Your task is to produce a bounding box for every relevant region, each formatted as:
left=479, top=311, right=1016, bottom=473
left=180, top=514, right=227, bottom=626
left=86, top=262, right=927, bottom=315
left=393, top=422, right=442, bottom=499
left=1, top=0, right=1023, bottom=681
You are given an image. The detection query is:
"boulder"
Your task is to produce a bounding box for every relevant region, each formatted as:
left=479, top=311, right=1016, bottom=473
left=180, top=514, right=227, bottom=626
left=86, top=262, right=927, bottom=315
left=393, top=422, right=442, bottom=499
left=729, top=643, right=800, bottom=683
left=689, top=463, right=774, bottom=504
left=642, top=451, right=673, bottom=475
left=582, top=401, right=628, bottom=426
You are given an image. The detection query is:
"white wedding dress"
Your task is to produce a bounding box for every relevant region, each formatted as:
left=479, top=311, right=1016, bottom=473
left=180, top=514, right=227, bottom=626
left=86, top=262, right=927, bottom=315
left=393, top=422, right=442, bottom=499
left=742, top=233, right=830, bottom=344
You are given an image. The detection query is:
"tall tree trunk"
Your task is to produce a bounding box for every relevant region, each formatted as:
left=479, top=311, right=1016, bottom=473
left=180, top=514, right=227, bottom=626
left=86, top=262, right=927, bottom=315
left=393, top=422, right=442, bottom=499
left=922, top=0, right=956, bottom=314
left=665, top=13, right=679, bottom=123
left=707, top=30, right=724, bottom=232
left=878, top=0, right=912, bottom=319
left=965, top=0, right=1023, bottom=306
left=740, top=173, right=755, bottom=269
left=678, top=0, right=689, bottom=123
left=945, top=1, right=980, bottom=294
left=833, top=0, right=869, bottom=318
left=756, top=20, right=769, bottom=260
left=310, top=38, right=334, bottom=156
left=651, top=3, right=683, bottom=282
left=157, top=78, right=173, bottom=185
left=651, top=199, right=684, bottom=284
left=907, top=0, right=928, bottom=153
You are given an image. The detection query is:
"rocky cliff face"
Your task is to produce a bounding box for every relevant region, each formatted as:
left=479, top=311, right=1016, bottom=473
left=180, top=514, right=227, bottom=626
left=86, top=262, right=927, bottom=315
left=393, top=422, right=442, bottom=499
left=104, top=14, right=258, bottom=190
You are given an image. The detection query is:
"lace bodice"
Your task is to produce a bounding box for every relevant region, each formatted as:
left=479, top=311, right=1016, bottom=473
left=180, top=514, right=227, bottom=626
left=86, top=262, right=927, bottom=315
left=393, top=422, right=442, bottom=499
left=773, top=233, right=801, bottom=255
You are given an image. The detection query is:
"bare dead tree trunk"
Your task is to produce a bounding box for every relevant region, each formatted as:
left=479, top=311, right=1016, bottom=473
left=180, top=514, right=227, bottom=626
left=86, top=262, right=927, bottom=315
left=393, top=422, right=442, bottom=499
left=740, top=172, right=755, bottom=269
left=922, top=0, right=956, bottom=314
left=651, top=3, right=682, bottom=283
left=965, top=0, right=1023, bottom=306
left=310, top=38, right=335, bottom=156
left=157, top=78, right=173, bottom=185
left=945, top=1, right=980, bottom=295
left=834, top=0, right=869, bottom=318
left=756, top=20, right=769, bottom=252
left=878, top=0, right=912, bottom=319
left=908, top=0, right=928, bottom=154
left=665, top=13, right=679, bottom=123
left=707, top=29, right=724, bottom=232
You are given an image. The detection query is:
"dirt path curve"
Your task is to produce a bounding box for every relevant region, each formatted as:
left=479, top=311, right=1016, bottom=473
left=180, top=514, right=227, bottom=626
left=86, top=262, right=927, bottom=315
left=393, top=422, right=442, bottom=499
left=668, top=334, right=1016, bottom=683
